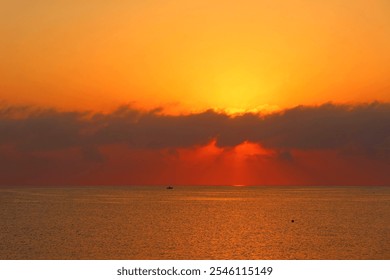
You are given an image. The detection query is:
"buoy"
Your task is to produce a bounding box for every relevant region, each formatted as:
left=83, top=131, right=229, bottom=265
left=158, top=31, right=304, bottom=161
left=291, top=219, right=295, bottom=223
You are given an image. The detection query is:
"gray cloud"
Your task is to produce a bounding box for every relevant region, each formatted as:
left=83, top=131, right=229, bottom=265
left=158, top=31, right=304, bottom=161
left=0, top=102, right=389, bottom=161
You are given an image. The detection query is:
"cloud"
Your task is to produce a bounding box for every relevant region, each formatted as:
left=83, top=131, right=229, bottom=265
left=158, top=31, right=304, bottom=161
left=1, top=102, right=389, bottom=156
left=0, top=102, right=389, bottom=185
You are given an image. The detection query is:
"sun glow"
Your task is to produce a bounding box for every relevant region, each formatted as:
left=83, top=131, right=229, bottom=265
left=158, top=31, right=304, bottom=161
left=211, top=68, right=261, bottom=109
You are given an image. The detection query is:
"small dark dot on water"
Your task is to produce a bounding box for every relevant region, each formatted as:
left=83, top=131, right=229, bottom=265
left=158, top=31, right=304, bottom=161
left=291, top=220, right=294, bottom=223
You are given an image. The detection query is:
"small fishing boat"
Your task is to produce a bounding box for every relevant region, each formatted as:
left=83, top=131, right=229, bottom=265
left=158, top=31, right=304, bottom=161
left=166, top=186, right=174, bottom=190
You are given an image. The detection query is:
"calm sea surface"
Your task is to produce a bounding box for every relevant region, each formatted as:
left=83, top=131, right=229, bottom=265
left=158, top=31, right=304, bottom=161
left=0, top=186, right=389, bottom=259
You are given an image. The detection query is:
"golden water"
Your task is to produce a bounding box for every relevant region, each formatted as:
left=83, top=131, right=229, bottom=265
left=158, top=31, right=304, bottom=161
left=0, top=186, right=389, bottom=259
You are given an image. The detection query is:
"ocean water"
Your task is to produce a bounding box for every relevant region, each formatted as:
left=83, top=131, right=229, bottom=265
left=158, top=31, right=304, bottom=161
left=0, top=186, right=389, bottom=259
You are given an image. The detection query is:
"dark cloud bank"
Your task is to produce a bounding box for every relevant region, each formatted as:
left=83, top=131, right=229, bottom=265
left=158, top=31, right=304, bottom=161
left=1, top=102, right=389, bottom=153
left=0, top=102, right=389, bottom=185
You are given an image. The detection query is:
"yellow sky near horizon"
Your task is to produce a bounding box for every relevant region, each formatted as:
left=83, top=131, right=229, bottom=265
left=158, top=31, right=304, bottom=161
left=1, top=0, right=390, bottom=113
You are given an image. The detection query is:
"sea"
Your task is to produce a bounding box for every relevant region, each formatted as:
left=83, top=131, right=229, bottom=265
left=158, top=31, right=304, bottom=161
left=0, top=186, right=389, bottom=260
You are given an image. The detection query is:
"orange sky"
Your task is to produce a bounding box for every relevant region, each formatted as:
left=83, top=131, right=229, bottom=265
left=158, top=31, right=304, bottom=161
left=1, top=0, right=390, bottom=113
left=0, top=1, right=389, bottom=186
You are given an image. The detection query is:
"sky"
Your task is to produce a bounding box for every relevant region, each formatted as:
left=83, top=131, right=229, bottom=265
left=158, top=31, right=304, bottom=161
left=0, top=0, right=389, bottom=185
